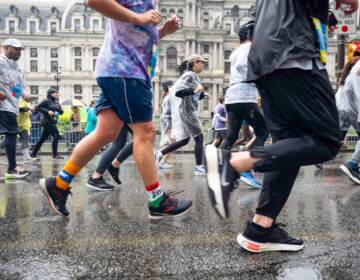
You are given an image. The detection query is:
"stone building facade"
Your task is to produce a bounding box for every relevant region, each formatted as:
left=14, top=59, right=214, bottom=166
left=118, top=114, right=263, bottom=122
left=0, top=0, right=358, bottom=117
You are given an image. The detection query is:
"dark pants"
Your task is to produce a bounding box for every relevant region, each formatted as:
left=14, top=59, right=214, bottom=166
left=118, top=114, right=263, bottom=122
left=31, top=123, right=60, bottom=157
left=251, top=66, right=340, bottom=220
left=5, top=133, right=17, bottom=171
left=220, top=103, right=269, bottom=150
left=96, top=126, right=130, bottom=174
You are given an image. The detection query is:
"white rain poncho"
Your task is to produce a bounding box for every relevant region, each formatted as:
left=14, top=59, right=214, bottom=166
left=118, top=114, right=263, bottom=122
left=337, top=60, right=360, bottom=132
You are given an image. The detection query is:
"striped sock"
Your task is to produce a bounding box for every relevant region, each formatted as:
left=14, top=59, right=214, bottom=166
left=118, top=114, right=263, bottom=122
left=146, top=182, right=164, bottom=208
left=55, top=161, right=81, bottom=190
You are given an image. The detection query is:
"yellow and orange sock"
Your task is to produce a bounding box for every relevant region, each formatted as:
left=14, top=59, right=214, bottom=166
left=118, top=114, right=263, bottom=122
left=55, top=161, right=81, bottom=190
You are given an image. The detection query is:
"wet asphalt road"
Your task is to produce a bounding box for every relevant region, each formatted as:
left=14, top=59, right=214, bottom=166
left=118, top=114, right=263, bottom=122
left=0, top=153, right=359, bottom=279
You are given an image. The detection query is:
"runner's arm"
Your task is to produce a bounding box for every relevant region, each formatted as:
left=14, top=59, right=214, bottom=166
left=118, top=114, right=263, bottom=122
left=86, top=0, right=161, bottom=25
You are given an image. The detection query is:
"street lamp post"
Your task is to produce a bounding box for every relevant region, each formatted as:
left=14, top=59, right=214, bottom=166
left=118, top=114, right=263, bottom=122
left=53, top=65, right=61, bottom=90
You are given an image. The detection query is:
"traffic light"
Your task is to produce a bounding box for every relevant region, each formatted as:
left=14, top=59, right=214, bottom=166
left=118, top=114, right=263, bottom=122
left=348, top=42, right=360, bottom=61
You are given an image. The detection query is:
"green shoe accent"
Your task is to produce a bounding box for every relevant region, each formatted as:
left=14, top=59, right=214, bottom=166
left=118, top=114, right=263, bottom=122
left=149, top=193, right=165, bottom=208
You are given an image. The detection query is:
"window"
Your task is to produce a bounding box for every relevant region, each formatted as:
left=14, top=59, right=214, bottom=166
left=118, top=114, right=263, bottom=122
left=166, top=47, right=177, bottom=70
left=9, top=20, right=15, bottom=34
left=93, top=19, right=99, bottom=31
left=203, top=19, right=209, bottom=29
left=30, top=86, right=39, bottom=95
left=74, top=19, right=81, bottom=32
left=224, top=50, right=232, bottom=60
left=74, top=84, right=82, bottom=100
left=30, top=48, right=38, bottom=58
left=51, top=48, right=58, bottom=58
left=224, top=61, right=231, bottom=74
left=51, top=61, right=58, bottom=72
left=93, top=47, right=100, bottom=57
left=50, top=22, right=57, bottom=34
left=169, top=8, right=175, bottom=15
left=92, top=85, right=101, bottom=100
left=30, top=21, right=36, bottom=34
left=30, top=86, right=39, bottom=102
left=178, top=9, right=184, bottom=22
left=203, top=44, right=209, bottom=54
left=225, top=23, right=232, bottom=34
left=30, top=60, right=38, bottom=72
left=202, top=96, right=209, bottom=111
left=75, top=59, right=82, bottom=71
left=74, top=47, right=82, bottom=56
left=204, top=60, right=209, bottom=71
left=93, top=59, right=97, bottom=71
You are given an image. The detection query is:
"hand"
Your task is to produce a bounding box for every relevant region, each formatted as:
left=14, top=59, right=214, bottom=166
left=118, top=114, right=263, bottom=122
left=205, top=92, right=212, bottom=100
left=159, top=15, right=180, bottom=38
left=195, top=85, right=204, bottom=93
left=48, top=111, right=55, bottom=116
left=135, top=9, right=161, bottom=25
left=336, top=0, right=358, bottom=14
left=0, top=92, right=6, bottom=101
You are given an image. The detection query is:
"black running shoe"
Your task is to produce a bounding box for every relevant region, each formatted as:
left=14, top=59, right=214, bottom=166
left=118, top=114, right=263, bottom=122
left=39, top=177, right=71, bottom=217
left=107, top=165, right=121, bottom=185
left=5, top=169, right=31, bottom=179
left=237, top=221, right=304, bottom=253
left=148, top=190, right=192, bottom=219
left=340, top=162, right=360, bottom=184
left=53, top=155, right=64, bottom=160
left=86, top=176, right=114, bottom=191
left=204, top=144, right=239, bottom=218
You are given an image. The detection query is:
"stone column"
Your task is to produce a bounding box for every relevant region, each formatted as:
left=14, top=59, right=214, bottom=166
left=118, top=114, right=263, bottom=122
left=213, top=43, right=217, bottom=69
left=212, top=83, right=217, bottom=110
left=192, top=3, right=196, bottom=25
left=185, top=3, right=190, bottom=25
left=192, top=40, right=196, bottom=54
left=186, top=41, right=190, bottom=58
left=219, top=43, right=223, bottom=69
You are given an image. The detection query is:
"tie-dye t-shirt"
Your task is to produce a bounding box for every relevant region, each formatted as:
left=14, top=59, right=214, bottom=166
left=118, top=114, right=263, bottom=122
left=95, top=0, right=159, bottom=82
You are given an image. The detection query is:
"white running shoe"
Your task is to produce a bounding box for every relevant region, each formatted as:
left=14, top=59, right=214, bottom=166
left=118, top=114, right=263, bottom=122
left=194, top=166, right=206, bottom=176
left=159, top=161, right=174, bottom=169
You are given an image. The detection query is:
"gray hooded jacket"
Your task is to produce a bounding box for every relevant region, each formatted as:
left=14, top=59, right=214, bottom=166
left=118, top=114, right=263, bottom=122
left=0, top=55, right=25, bottom=115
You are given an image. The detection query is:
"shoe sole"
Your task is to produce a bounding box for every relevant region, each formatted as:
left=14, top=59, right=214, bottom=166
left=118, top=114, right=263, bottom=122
left=239, top=176, right=261, bottom=189
left=204, top=144, right=227, bottom=219
left=148, top=204, right=192, bottom=220
left=39, top=178, right=67, bottom=217
left=86, top=182, right=114, bottom=191
left=237, top=234, right=304, bottom=253
left=106, top=169, right=122, bottom=185
left=340, top=165, right=360, bottom=184
left=194, top=171, right=206, bottom=176
left=5, top=172, right=30, bottom=179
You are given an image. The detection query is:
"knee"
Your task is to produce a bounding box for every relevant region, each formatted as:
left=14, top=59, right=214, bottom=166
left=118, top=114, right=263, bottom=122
left=95, top=126, right=120, bottom=144
left=134, top=123, right=156, bottom=142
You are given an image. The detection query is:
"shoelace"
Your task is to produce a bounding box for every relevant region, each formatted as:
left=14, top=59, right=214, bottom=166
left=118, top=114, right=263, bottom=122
left=272, top=222, right=290, bottom=238
left=166, top=189, right=184, bottom=197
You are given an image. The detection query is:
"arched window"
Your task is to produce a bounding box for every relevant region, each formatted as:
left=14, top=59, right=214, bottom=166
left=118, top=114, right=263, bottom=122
left=167, top=47, right=177, bottom=70
left=169, top=8, right=175, bottom=15
left=178, top=9, right=184, bottom=22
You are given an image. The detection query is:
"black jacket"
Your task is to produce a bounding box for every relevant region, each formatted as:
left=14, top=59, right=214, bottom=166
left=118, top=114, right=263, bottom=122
left=247, top=0, right=329, bottom=81
left=35, top=96, right=63, bottom=126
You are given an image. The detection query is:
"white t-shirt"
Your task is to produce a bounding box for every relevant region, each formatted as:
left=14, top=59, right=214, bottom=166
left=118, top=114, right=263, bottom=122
left=225, top=42, right=258, bottom=104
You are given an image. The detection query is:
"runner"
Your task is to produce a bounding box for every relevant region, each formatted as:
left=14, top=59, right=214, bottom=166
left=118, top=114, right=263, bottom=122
left=39, top=0, right=192, bottom=219
left=211, top=96, right=227, bottom=148
left=158, top=80, right=175, bottom=169
left=219, top=20, right=269, bottom=189
left=156, top=55, right=211, bottom=175
left=205, top=0, right=357, bottom=253
left=339, top=59, right=360, bottom=184
left=0, top=38, right=30, bottom=179
left=31, top=87, right=64, bottom=160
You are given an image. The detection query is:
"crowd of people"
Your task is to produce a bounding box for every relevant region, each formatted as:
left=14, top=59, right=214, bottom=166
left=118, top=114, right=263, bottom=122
left=0, top=0, right=359, bottom=254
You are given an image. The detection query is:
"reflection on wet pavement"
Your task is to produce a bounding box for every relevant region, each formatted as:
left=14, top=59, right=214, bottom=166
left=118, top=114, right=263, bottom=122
left=0, top=153, right=360, bottom=279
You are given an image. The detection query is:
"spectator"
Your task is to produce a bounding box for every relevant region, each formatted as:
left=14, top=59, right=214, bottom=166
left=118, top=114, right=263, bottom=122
left=70, top=106, right=82, bottom=144
left=85, top=101, right=97, bottom=135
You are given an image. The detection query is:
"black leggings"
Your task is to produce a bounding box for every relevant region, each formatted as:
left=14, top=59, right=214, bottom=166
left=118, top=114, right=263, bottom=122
left=160, top=134, right=204, bottom=165
left=32, top=123, right=60, bottom=157
left=220, top=103, right=269, bottom=150
left=5, top=133, right=17, bottom=171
